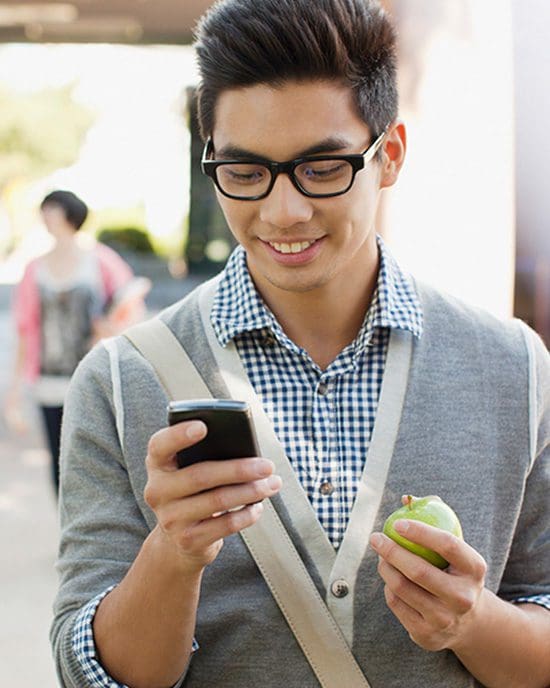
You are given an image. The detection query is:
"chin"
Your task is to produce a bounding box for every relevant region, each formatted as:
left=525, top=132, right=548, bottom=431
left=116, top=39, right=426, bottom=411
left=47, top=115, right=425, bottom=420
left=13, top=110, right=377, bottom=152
left=263, top=271, right=330, bottom=294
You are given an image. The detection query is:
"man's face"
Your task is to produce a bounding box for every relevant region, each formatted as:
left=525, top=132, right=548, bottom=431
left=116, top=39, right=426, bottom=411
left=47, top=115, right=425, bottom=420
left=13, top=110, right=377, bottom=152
left=211, top=79, right=403, bottom=297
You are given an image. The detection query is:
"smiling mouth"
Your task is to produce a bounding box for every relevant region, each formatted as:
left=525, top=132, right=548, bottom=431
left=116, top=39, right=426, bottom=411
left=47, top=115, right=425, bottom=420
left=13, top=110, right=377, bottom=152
left=266, top=239, right=318, bottom=254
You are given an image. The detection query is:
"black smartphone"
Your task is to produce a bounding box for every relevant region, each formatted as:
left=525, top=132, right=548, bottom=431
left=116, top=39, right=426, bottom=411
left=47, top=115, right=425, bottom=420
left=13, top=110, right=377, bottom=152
left=167, top=399, right=260, bottom=469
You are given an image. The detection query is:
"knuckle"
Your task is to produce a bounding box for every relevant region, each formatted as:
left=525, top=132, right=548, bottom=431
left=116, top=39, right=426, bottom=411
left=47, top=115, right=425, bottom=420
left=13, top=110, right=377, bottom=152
left=159, top=511, right=177, bottom=535
left=410, top=562, right=429, bottom=586
left=157, top=501, right=184, bottom=535
left=147, top=432, right=163, bottom=458
left=210, top=488, right=229, bottom=514
left=382, top=538, right=397, bottom=560
left=473, top=555, right=488, bottom=580
left=393, top=574, right=409, bottom=597
left=143, top=481, right=159, bottom=509
left=454, top=589, right=475, bottom=614
left=441, top=534, right=460, bottom=561
left=186, top=465, right=211, bottom=494
left=177, top=526, right=196, bottom=551
left=225, top=508, right=247, bottom=534
left=384, top=585, right=397, bottom=607
left=432, top=609, right=453, bottom=631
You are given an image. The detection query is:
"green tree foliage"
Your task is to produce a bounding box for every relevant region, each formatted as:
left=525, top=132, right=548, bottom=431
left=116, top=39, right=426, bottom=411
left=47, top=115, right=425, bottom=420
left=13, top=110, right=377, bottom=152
left=97, top=227, right=155, bottom=254
left=0, top=83, right=94, bottom=189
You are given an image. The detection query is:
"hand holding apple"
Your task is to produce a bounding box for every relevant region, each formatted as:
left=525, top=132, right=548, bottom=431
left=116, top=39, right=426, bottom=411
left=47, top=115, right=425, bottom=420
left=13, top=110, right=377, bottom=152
left=370, top=498, right=487, bottom=653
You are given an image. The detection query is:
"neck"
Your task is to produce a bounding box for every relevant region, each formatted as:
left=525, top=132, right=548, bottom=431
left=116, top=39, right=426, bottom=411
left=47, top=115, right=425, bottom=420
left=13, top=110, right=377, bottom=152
left=253, top=255, right=380, bottom=370
left=52, top=228, right=79, bottom=252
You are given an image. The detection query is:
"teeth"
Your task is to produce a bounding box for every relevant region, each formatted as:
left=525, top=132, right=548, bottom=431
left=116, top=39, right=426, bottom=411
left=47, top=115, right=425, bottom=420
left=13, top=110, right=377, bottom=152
left=269, top=240, right=315, bottom=254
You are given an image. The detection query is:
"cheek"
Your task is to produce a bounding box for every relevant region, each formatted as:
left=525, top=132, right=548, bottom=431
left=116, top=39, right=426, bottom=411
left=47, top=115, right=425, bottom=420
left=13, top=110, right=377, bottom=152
left=323, top=187, right=376, bottom=238
left=216, top=196, right=254, bottom=240
left=346, top=179, right=380, bottom=228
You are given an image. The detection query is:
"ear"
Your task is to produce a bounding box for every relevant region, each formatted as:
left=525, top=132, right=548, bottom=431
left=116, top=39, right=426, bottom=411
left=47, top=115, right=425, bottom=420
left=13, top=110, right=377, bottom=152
left=379, top=120, right=406, bottom=189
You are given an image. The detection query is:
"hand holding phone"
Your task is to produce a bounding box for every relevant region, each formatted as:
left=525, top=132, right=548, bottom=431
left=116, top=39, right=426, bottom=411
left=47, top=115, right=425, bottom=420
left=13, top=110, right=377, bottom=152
left=144, top=413, right=280, bottom=574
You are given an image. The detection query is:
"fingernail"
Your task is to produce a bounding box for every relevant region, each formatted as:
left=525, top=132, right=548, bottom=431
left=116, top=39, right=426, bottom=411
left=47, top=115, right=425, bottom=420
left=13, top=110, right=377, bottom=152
left=370, top=533, right=383, bottom=549
left=187, top=421, right=206, bottom=440
left=394, top=519, right=409, bottom=534
left=266, top=475, right=282, bottom=490
left=254, top=459, right=274, bottom=477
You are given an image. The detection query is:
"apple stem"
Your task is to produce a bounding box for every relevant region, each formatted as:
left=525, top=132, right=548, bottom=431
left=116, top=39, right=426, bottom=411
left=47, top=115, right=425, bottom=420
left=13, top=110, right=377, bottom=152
left=406, top=495, right=413, bottom=510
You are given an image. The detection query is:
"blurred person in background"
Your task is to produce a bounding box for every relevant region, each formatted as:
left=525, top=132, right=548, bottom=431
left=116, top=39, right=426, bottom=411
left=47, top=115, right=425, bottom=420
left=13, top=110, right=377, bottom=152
left=3, top=189, right=148, bottom=496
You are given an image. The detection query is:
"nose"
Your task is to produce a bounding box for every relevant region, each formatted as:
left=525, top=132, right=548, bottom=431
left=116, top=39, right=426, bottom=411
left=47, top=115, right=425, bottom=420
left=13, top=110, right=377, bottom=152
left=259, top=174, right=314, bottom=228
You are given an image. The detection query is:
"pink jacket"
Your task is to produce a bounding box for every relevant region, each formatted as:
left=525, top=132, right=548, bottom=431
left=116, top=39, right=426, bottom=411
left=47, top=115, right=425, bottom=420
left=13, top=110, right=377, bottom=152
left=14, top=242, right=133, bottom=382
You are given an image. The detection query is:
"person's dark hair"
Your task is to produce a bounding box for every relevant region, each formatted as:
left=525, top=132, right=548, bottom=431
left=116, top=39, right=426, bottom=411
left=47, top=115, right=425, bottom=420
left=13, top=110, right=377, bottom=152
left=40, top=190, right=88, bottom=231
left=194, top=0, right=398, bottom=144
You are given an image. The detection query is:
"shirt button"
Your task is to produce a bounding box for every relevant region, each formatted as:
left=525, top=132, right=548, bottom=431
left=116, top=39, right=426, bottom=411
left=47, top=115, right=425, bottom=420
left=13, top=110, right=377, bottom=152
left=317, top=381, right=329, bottom=395
left=331, top=579, right=349, bottom=598
left=262, top=332, right=276, bottom=346
left=319, top=481, right=335, bottom=496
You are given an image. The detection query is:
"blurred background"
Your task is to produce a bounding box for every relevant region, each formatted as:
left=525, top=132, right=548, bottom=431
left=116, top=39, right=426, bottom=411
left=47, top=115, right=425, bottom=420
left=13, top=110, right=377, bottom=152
left=0, top=0, right=548, bottom=685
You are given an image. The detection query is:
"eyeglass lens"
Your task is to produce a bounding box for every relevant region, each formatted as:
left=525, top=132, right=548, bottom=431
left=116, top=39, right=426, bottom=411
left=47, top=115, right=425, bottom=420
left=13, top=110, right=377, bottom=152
left=215, top=159, right=354, bottom=198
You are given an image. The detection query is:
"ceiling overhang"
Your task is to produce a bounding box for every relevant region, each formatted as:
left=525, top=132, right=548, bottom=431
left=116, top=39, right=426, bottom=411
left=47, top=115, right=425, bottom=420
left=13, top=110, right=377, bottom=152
left=0, top=1, right=214, bottom=44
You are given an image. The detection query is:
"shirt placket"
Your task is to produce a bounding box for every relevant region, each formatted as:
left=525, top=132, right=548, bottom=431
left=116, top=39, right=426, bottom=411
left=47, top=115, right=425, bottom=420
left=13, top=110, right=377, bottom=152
left=312, top=364, right=353, bottom=547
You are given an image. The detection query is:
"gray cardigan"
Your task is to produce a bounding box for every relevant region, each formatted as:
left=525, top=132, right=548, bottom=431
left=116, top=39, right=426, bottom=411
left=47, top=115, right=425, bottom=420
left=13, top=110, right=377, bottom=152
left=51, top=280, right=550, bottom=688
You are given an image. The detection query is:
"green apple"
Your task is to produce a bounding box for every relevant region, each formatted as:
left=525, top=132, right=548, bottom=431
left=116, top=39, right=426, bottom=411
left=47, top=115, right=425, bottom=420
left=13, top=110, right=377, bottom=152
left=382, top=495, right=463, bottom=569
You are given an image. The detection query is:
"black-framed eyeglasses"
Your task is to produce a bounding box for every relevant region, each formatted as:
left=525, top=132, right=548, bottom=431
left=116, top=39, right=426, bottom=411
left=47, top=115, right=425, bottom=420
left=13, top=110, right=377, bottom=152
left=200, top=129, right=388, bottom=201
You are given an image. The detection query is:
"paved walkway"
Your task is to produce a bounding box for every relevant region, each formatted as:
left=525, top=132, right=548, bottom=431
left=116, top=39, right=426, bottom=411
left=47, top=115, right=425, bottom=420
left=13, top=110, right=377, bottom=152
left=0, top=290, right=59, bottom=687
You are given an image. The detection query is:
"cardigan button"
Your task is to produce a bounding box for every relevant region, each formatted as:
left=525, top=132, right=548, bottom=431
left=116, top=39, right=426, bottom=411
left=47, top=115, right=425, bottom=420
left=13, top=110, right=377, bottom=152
left=331, top=578, right=350, bottom=598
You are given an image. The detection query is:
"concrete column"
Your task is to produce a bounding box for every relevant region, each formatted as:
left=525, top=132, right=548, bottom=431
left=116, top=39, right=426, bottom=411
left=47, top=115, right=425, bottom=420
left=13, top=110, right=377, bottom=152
left=513, top=0, right=550, bottom=343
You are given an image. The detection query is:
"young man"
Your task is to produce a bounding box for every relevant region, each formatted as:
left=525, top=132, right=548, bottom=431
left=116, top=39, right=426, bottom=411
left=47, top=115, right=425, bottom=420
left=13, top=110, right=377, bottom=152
left=51, top=1, right=550, bottom=687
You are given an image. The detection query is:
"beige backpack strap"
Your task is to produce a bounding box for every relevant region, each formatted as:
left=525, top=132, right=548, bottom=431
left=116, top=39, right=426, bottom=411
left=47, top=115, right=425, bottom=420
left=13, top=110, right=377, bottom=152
left=124, top=319, right=209, bottom=400
left=124, top=318, right=372, bottom=688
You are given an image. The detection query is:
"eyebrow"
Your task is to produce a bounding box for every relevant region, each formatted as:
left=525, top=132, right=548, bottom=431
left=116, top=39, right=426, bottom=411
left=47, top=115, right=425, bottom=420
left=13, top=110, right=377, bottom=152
left=215, top=136, right=353, bottom=161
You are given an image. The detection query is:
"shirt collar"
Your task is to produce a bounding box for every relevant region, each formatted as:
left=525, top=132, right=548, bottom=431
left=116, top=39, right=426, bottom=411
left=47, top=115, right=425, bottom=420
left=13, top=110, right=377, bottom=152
left=210, top=235, right=423, bottom=349
left=360, top=235, right=424, bottom=349
left=211, top=245, right=276, bottom=347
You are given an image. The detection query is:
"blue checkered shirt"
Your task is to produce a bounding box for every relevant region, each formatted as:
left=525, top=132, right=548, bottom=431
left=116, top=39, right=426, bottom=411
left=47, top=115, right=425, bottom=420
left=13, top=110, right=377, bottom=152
left=73, top=235, right=549, bottom=686
left=211, top=236, right=423, bottom=546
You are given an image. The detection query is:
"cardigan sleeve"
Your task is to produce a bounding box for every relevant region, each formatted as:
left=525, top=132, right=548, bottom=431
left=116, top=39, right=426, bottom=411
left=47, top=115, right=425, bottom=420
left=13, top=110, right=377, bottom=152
left=497, top=325, right=550, bottom=603
left=50, top=344, right=150, bottom=687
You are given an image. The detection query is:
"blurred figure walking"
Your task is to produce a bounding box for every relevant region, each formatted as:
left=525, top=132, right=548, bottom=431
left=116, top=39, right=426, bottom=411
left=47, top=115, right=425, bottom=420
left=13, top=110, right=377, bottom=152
left=4, top=190, right=143, bottom=495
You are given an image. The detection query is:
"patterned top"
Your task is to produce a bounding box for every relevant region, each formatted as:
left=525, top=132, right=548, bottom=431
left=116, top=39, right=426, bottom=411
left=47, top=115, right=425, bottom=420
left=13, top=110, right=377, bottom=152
left=73, top=235, right=550, bottom=687
left=14, top=241, right=133, bottom=382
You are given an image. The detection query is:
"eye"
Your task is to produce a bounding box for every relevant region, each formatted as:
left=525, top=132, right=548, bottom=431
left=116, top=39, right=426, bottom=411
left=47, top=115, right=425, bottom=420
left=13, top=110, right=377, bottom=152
left=298, top=160, right=349, bottom=182
left=218, top=164, right=268, bottom=185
